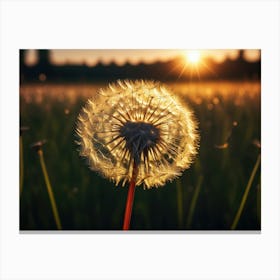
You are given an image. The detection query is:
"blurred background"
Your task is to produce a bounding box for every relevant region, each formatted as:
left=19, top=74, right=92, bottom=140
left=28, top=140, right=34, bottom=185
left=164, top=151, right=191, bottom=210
left=20, top=49, right=261, bottom=230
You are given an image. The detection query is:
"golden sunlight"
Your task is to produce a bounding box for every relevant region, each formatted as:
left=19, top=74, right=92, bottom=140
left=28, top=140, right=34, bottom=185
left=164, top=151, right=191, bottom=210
left=176, top=50, right=206, bottom=79
left=185, top=50, right=201, bottom=64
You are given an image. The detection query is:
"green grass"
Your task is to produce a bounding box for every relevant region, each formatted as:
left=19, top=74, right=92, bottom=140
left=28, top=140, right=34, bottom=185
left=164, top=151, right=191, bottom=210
left=20, top=81, right=261, bottom=230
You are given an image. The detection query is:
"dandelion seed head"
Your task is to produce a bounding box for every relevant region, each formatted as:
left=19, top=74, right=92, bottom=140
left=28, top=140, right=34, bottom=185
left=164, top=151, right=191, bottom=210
left=30, top=139, right=47, bottom=152
left=76, top=80, right=199, bottom=189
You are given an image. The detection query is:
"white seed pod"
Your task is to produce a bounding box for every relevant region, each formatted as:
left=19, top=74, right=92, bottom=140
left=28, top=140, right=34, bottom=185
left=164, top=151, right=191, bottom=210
left=76, top=80, right=199, bottom=189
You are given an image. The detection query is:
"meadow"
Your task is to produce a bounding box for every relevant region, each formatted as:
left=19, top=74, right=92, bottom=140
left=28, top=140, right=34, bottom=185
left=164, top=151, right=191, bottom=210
left=20, top=81, right=261, bottom=230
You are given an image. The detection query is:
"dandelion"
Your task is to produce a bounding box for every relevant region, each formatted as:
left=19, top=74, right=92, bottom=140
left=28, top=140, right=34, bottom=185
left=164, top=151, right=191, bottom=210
left=76, top=80, right=199, bottom=229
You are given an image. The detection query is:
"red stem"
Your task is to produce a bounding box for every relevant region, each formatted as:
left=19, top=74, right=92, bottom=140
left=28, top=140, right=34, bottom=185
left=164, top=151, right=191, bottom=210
left=123, top=163, right=138, bottom=230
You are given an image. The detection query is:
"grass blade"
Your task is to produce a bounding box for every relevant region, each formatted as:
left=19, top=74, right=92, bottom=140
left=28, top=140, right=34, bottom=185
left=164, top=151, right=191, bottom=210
left=187, top=175, right=203, bottom=229
left=38, top=150, right=62, bottom=230
left=231, top=154, right=261, bottom=230
left=257, top=179, right=261, bottom=225
left=20, top=136, right=24, bottom=195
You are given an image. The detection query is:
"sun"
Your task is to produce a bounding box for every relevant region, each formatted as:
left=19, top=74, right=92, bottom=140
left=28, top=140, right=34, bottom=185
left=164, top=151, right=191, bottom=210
left=185, top=50, right=201, bottom=64
left=175, top=50, right=212, bottom=80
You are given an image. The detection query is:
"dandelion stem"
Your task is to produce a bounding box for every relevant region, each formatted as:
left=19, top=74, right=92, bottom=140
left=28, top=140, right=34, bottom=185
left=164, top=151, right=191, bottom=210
left=20, top=136, right=24, bottom=195
left=231, top=154, right=261, bottom=230
left=187, top=175, right=203, bottom=229
left=38, top=149, right=62, bottom=230
left=123, top=162, right=138, bottom=230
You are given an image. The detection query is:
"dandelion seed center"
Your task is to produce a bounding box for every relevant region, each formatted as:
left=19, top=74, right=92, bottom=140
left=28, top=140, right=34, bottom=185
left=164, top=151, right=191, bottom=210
left=119, top=121, right=160, bottom=163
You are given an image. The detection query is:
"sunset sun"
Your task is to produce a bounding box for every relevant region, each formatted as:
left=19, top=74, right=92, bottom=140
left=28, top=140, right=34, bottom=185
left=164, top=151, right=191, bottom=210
left=185, top=50, right=201, bottom=64
left=176, top=50, right=205, bottom=79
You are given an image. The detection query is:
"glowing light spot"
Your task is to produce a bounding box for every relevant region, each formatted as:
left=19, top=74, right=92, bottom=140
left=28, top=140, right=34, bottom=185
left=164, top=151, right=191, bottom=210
left=213, top=97, right=220, bottom=105
left=185, top=51, right=201, bottom=64
left=39, top=73, right=47, bottom=82
left=215, top=143, right=229, bottom=149
left=195, top=97, right=202, bottom=105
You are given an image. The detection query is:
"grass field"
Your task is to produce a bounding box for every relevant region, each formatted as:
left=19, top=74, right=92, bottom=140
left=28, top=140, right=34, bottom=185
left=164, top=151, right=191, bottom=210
left=20, top=80, right=261, bottom=230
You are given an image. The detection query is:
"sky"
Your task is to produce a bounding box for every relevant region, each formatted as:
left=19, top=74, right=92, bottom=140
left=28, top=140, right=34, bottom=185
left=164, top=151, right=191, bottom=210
left=24, top=49, right=261, bottom=66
